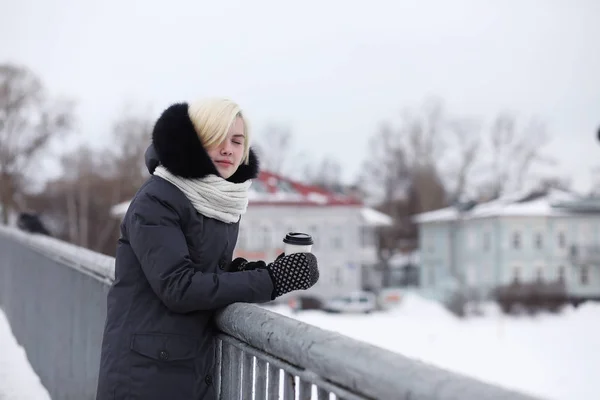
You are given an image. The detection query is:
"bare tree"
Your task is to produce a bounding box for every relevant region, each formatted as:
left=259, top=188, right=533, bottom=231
left=478, top=113, right=555, bottom=200
left=59, top=147, right=96, bottom=247
left=303, top=156, right=345, bottom=192
left=255, top=124, right=291, bottom=174
left=444, top=118, right=481, bottom=203
left=359, top=98, right=485, bottom=265
left=107, top=108, right=154, bottom=188
left=359, top=122, right=412, bottom=204
left=0, top=63, right=74, bottom=224
left=94, top=109, right=153, bottom=251
left=27, top=144, right=138, bottom=255
left=359, top=100, right=449, bottom=265
left=404, top=98, right=446, bottom=169
left=361, top=99, right=448, bottom=211
left=411, top=165, right=447, bottom=214
left=24, top=108, right=154, bottom=255
left=253, top=124, right=311, bottom=178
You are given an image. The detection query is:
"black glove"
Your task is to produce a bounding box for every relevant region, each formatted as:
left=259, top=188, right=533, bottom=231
left=226, top=257, right=267, bottom=272
left=266, top=252, right=319, bottom=299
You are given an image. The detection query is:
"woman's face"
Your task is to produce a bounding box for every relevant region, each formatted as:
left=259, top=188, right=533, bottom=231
left=207, top=116, right=246, bottom=179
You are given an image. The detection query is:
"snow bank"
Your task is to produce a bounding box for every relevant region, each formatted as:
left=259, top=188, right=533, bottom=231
left=0, top=309, right=51, bottom=400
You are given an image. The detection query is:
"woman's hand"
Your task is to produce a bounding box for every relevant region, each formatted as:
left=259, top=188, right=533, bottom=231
left=265, top=253, right=319, bottom=299
left=227, top=258, right=267, bottom=272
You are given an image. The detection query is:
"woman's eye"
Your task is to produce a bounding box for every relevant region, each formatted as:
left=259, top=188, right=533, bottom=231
left=233, top=141, right=242, bottom=145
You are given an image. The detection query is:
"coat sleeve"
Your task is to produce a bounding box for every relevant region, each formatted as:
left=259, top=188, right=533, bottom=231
left=126, top=191, right=274, bottom=313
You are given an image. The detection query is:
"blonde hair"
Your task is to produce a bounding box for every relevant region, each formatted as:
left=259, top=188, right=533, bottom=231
left=187, top=98, right=250, bottom=164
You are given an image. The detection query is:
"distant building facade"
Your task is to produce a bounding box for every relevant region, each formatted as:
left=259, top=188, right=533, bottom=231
left=412, top=189, right=600, bottom=303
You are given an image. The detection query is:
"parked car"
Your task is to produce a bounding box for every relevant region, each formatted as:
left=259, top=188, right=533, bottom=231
left=287, top=296, right=323, bottom=312
left=322, top=291, right=378, bottom=314
left=377, top=288, right=404, bottom=310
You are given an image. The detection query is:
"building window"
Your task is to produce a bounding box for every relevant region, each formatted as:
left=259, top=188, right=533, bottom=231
left=468, top=231, right=477, bottom=249
left=512, top=267, right=521, bottom=283
left=483, top=232, right=491, bottom=251
left=360, top=226, right=374, bottom=247
left=335, top=267, right=343, bottom=286
left=427, top=242, right=434, bottom=253
left=512, top=232, right=521, bottom=249
left=466, top=267, right=476, bottom=286
left=558, top=266, right=565, bottom=282
left=579, top=223, right=591, bottom=242
left=581, top=266, right=589, bottom=285
left=535, top=233, right=543, bottom=249
left=558, top=232, right=566, bottom=248
left=331, top=226, right=343, bottom=249
left=536, top=267, right=543, bottom=282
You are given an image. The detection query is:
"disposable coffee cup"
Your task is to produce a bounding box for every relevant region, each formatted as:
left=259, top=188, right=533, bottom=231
left=283, top=232, right=313, bottom=255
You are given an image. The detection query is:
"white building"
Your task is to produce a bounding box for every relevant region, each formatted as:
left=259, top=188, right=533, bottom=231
left=412, top=188, right=600, bottom=303
left=111, top=171, right=392, bottom=302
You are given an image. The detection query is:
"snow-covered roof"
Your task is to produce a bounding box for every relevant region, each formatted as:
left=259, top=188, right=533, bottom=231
left=110, top=201, right=130, bottom=217
left=361, top=207, right=393, bottom=227
left=413, top=189, right=596, bottom=224
left=247, top=171, right=363, bottom=207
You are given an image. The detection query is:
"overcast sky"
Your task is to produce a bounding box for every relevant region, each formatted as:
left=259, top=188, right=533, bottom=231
left=1, top=0, right=599, bottom=192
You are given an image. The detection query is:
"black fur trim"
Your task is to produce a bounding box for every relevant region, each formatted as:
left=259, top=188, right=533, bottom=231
left=151, top=103, right=260, bottom=182
left=227, top=148, right=260, bottom=183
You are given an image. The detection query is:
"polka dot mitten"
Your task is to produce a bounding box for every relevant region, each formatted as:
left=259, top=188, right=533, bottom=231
left=266, top=252, right=320, bottom=299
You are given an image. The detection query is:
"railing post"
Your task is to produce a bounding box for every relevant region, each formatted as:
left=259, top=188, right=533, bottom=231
left=298, top=379, right=312, bottom=400
left=254, top=358, right=268, bottom=399
left=267, top=363, right=279, bottom=400
left=220, top=341, right=242, bottom=399
left=241, top=352, right=253, bottom=397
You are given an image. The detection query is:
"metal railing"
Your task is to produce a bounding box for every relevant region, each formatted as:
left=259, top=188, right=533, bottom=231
left=213, top=302, right=544, bottom=400
left=0, top=226, right=543, bottom=400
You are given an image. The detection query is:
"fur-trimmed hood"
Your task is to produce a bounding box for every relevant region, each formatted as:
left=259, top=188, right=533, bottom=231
left=146, top=103, right=260, bottom=183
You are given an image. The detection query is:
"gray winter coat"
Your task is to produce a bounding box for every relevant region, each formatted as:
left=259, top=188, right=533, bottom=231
left=96, top=103, right=274, bottom=400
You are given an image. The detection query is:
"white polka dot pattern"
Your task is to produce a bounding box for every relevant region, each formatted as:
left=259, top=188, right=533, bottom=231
left=267, top=252, right=319, bottom=298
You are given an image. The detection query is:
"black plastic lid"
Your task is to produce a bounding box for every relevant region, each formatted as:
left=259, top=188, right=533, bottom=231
left=283, top=232, right=313, bottom=245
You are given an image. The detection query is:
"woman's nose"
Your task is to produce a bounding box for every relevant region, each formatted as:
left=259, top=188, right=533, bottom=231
left=220, top=143, right=232, bottom=155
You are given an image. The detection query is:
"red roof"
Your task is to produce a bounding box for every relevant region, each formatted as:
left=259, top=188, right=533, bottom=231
left=248, top=171, right=362, bottom=207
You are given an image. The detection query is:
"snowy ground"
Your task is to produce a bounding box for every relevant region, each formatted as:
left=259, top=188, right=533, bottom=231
left=264, top=294, right=600, bottom=400
left=0, top=310, right=50, bottom=400
left=1, top=295, right=598, bottom=400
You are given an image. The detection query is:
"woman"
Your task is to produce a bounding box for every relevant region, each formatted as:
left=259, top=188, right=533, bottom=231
left=96, top=98, right=319, bottom=400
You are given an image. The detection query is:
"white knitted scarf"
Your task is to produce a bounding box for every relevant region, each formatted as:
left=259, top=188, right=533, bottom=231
left=153, top=165, right=251, bottom=223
